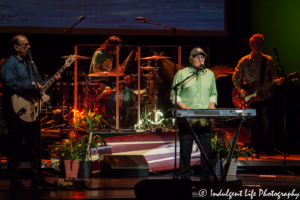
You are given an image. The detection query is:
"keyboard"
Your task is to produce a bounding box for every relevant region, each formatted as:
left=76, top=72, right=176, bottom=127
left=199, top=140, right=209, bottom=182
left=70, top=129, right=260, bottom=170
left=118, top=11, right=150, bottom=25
left=165, top=108, right=256, bottom=118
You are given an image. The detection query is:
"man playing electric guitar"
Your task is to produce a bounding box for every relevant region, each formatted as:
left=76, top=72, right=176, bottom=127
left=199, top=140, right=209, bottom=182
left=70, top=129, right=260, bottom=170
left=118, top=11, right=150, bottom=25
left=232, top=34, right=284, bottom=158
left=0, top=34, right=61, bottom=189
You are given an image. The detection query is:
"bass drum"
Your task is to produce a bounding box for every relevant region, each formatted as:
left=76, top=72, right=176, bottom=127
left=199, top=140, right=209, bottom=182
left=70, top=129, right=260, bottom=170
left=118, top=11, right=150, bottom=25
left=95, top=89, right=138, bottom=129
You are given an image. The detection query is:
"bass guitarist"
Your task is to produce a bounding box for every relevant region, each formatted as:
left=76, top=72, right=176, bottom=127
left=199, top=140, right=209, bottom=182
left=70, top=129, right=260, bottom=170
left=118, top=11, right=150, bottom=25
left=0, top=34, right=61, bottom=189
left=232, top=33, right=284, bottom=158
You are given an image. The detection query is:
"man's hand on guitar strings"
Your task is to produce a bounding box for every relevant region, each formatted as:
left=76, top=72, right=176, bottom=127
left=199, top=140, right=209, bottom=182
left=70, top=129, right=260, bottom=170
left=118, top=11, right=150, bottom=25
left=276, top=77, right=284, bottom=85
left=35, top=85, right=42, bottom=89
left=240, top=89, right=248, bottom=97
left=54, top=72, right=61, bottom=80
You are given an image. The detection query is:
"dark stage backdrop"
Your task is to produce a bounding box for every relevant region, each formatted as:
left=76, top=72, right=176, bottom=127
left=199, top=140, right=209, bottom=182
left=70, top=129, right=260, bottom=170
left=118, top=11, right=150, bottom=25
left=0, top=0, right=226, bottom=36
left=249, top=0, right=300, bottom=154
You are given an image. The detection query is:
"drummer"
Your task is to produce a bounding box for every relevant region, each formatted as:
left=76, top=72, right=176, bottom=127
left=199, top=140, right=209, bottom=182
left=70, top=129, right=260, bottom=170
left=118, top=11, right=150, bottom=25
left=89, top=36, right=124, bottom=75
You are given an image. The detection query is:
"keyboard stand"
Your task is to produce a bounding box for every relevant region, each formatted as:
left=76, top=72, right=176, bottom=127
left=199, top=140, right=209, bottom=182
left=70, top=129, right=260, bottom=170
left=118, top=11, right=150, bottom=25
left=181, top=116, right=246, bottom=187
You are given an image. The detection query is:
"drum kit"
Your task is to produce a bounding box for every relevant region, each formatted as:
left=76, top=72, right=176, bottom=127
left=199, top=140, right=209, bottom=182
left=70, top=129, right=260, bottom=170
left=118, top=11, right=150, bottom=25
left=51, top=55, right=171, bottom=129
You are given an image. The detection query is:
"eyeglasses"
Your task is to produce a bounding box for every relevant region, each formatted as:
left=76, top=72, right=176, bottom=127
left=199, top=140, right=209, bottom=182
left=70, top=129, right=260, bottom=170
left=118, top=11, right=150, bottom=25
left=18, top=43, right=31, bottom=48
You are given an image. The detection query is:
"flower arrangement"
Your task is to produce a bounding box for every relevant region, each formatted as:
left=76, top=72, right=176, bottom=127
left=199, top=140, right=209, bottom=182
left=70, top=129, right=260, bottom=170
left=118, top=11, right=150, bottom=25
left=211, top=132, right=255, bottom=160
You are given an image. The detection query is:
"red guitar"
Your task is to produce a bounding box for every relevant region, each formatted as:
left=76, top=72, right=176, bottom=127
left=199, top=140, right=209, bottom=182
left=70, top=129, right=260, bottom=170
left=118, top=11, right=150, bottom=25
left=232, top=72, right=299, bottom=109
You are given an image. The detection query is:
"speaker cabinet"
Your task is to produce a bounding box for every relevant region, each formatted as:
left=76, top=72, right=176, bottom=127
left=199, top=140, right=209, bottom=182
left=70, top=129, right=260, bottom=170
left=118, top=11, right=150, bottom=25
left=102, top=155, right=149, bottom=177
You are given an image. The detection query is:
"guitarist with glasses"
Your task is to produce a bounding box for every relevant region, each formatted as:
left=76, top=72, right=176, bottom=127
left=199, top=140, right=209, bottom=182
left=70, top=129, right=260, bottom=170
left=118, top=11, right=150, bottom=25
left=232, top=34, right=284, bottom=158
left=0, top=34, right=61, bottom=189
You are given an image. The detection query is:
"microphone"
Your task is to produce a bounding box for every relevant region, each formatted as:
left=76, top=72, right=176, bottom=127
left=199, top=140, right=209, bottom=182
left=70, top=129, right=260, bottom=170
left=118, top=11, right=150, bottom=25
left=273, top=47, right=279, bottom=58
left=79, top=16, right=85, bottom=21
left=135, top=17, right=149, bottom=21
left=200, top=62, right=205, bottom=69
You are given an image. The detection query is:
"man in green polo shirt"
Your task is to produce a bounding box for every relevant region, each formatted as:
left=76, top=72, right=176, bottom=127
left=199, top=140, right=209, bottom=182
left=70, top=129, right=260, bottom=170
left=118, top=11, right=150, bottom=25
left=170, top=47, right=217, bottom=182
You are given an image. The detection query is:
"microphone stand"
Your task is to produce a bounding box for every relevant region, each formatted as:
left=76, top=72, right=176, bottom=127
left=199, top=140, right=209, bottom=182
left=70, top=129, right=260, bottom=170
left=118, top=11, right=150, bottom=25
left=64, top=17, right=85, bottom=54
left=28, top=50, right=43, bottom=187
left=273, top=47, right=293, bottom=175
left=171, top=71, right=197, bottom=179
left=138, top=18, right=195, bottom=179
left=140, top=19, right=194, bottom=80
left=64, top=17, right=84, bottom=126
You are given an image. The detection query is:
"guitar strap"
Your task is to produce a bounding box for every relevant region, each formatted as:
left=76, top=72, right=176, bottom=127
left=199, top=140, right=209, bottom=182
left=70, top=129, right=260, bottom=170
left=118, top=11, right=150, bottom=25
left=259, top=56, right=268, bottom=86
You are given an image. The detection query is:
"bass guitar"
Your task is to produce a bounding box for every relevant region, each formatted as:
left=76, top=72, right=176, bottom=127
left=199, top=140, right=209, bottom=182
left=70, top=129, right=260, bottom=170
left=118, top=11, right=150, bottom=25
left=11, top=55, right=75, bottom=122
left=232, top=72, right=298, bottom=109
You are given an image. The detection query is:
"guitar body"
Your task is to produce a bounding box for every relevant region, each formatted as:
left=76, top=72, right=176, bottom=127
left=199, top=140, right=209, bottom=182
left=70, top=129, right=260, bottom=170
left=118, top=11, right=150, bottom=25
left=232, top=81, right=260, bottom=109
left=11, top=93, right=50, bottom=122
left=9, top=55, right=75, bottom=123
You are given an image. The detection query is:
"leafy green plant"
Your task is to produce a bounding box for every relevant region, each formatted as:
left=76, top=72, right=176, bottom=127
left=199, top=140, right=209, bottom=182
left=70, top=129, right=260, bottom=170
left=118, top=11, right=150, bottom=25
left=74, top=106, right=109, bottom=132
left=73, top=106, right=108, bottom=160
left=48, top=132, right=103, bottom=167
left=211, top=132, right=255, bottom=160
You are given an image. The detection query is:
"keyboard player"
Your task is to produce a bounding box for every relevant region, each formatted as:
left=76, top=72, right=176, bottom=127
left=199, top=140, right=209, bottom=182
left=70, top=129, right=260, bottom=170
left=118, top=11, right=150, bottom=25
left=170, top=48, right=218, bottom=182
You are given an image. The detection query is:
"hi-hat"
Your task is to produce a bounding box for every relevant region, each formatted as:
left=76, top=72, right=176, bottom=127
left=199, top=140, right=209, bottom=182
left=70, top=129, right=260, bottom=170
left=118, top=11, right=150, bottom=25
left=141, top=66, right=161, bottom=70
left=140, top=56, right=171, bottom=60
left=61, top=55, right=91, bottom=59
left=87, top=72, right=125, bottom=77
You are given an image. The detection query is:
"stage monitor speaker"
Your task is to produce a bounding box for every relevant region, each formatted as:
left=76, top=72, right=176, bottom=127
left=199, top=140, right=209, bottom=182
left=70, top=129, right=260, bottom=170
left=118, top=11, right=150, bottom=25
left=102, top=155, right=149, bottom=177
left=135, top=179, right=192, bottom=199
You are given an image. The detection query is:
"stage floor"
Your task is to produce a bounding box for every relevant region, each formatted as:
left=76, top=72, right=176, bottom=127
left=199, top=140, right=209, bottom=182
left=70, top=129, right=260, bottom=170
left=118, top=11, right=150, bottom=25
left=0, top=174, right=300, bottom=199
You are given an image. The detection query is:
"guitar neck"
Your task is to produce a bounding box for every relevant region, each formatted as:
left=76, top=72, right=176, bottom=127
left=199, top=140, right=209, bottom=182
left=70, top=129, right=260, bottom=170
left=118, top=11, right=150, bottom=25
left=250, top=80, right=278, bottom=94
left=40, top=65, right=67, bottom=93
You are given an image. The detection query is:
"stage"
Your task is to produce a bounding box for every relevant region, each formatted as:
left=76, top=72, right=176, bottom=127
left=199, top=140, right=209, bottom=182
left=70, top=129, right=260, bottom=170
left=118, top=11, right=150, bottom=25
left=0, top=174, right=299, bottom=199
left=1, top=155, right=300, bottom=199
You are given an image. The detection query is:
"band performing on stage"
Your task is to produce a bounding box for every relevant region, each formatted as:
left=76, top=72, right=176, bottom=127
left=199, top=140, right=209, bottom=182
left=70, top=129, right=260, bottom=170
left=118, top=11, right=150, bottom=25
left=0, top=30, right=299, bottom=198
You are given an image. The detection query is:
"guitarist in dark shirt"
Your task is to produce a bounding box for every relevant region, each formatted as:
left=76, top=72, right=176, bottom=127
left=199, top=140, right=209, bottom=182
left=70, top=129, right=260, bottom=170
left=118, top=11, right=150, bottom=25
left=232, top=34, right=284, bottom=157
left=0, top=34, right=60, bottom=189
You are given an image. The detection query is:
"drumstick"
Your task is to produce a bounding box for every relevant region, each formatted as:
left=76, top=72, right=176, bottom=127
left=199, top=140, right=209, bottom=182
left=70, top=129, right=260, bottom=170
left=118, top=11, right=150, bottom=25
left=121, top=50, right=133, bottom=69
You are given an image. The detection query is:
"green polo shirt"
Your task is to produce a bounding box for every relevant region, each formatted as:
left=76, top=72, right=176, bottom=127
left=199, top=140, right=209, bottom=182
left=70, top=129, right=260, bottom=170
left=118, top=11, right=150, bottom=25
left=170, top=66, right=218, bottom=126
left=170, top=66, right=218, bottom=108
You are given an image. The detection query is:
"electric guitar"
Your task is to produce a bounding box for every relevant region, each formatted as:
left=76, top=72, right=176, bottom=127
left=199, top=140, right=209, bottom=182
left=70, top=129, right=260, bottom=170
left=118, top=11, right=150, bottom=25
left=232, top=72, right=299, bottom=109
left=11, top=55, right=75, bottom=122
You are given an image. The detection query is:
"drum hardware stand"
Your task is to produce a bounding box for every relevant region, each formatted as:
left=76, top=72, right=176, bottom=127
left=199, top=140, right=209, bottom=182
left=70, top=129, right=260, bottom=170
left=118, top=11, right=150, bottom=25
left=85, top=75, right=89, bottom=110
left=62, top=95, right=65, bottom=124
left=153, top=65, right=159, bottom=125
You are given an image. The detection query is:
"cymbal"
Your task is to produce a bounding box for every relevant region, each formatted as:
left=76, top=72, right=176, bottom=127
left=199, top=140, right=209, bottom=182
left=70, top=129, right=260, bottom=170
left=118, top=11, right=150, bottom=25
left=140, top=56, right=171, bottom=60
left=61, top=55, right=91, bottom=59
left=87, top=72, right=125, bottom=77
left=132, top=90, right=147, bottom=95
left=141, top=66, right=161, bottom=70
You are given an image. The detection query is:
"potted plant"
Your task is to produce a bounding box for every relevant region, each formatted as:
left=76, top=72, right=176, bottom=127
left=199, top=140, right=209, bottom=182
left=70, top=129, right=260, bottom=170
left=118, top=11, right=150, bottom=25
left=73, top=106, right=108, bottom=178
left=211, top=131, right=255, bottom=176
left=48, top=132, right=103, bottom=179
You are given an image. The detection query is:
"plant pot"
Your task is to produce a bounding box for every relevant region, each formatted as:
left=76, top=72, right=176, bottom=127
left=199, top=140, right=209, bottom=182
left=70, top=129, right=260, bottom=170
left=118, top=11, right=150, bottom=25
left=78, top=160, right=92, bottom=178
left=211, top=159, right=222, bottom=176
left=64, top=159, right=80, bottom=179
left=221, top=158, right=238, bottom=176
